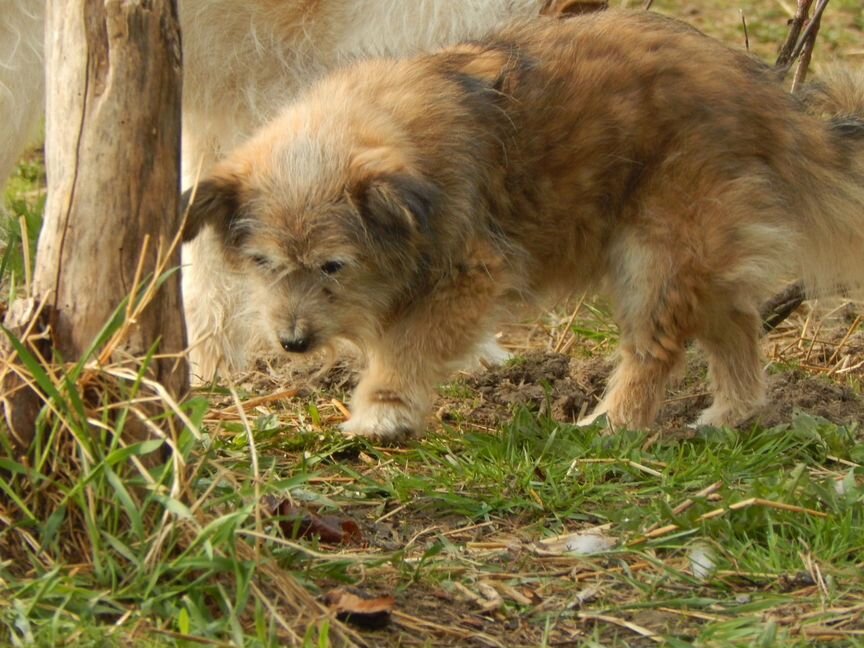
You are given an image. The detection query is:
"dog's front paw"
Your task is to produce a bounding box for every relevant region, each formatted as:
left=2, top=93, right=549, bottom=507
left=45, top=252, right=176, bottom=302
left=459, top=336, right=511, bottom=371
left=694, top=402, right=753, bottom=428
left=577, top=407, right=607, bottom=427
left=340, top=391, right=424, bottom=442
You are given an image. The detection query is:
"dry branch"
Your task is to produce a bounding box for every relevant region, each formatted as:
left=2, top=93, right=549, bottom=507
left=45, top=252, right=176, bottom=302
left=761, top=280, right=808, bottom=333
left=2, top=0, right=187, bottom=448
left=776, top=0, right=817, bottom=70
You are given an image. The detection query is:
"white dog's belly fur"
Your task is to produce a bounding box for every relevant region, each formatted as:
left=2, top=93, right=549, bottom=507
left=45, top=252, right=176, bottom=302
left=2, top=0, right=536, bottom=381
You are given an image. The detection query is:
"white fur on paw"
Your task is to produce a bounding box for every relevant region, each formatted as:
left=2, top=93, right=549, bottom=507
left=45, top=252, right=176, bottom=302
left=695, top=403, right=742, bottom=428
left=340, top=402, right=421, bottom=441
left=475, top=337, right=511, bottom=367
left=459, top=336, right=511, bottom=371
left=577, top=407, right=608, bottom=427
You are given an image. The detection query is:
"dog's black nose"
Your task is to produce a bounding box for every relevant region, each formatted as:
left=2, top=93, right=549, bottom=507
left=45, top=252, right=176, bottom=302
left=280, top=336, right=312, bottom=353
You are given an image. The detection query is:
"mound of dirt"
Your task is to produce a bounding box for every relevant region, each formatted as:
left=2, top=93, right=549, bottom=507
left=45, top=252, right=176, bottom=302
left=446, top=351, right=864, bottom=432
left=755, top=370, right=864, bottom=428
left=243, top=346, right=863, bottom=434
left=450, top=352, right=607, bottom=427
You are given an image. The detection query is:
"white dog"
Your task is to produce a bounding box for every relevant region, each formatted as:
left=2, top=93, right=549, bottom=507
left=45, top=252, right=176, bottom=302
left=1, top=0, right=541, bottom=380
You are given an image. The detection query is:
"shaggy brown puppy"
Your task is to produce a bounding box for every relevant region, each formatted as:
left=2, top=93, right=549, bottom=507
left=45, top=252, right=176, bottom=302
left=183, top=10, right=864, bottom=439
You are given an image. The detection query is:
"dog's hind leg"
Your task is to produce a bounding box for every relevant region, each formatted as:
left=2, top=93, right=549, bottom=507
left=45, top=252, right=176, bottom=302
left=579, top=227, right=697, bottom=430
left=694, top=303, right=765, bottom=427
left=579, top=333, right=686, bottom=430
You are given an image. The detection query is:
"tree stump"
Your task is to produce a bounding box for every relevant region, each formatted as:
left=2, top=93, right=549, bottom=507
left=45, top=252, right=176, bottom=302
left=2, top=0, right=187, bottom=448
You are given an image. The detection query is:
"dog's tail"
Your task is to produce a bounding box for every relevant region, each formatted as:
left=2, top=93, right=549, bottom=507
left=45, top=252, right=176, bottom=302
left=791, top=67, right=864, bottom=299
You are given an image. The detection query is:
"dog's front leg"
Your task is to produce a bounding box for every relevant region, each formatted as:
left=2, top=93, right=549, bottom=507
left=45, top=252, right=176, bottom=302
left=342, top=311, right=496, bottom=441
left=342, top=248, right=508, bottom=441
left=340, top=343, right=442, bottom=441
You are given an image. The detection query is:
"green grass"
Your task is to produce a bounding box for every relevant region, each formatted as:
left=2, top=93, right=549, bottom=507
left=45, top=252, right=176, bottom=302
left=3, top=351, right=861, bottom=645
left=1, top=153, right=44, bottom=300
left=3, top=2, right=864, bottom=646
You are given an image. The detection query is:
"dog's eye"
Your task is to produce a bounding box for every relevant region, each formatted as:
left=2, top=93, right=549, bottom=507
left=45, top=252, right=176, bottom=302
left=250, top=254, right=271, bottom=269
left=320, top=261, right=344, bottom=275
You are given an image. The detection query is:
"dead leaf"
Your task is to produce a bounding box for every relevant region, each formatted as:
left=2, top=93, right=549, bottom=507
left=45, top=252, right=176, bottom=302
left=265, top=498, right=363, bottom=545
left=323, top=587, right=395, bottom=629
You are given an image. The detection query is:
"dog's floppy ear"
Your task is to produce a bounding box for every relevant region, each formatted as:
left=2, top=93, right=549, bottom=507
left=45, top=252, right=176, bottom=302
left=444, top=44, right=526, bottom=95
left=540, top=0, right=608, bottom=18
left=180, top=176, right=241, bottom=243
left=349, top=146, right=439, bottom=234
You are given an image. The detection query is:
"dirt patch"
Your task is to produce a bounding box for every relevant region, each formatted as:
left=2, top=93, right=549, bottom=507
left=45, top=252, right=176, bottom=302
left=755, top=370, right=864, bottom=428
left=444, top=352, right=604, bottom=428
left=440, top=350, right=864, bottom=433
left=234, top=339, right=864, bottom=435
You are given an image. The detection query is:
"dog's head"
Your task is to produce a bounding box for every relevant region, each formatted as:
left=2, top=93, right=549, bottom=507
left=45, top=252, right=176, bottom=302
left=181, top=111, right=440, bottom=354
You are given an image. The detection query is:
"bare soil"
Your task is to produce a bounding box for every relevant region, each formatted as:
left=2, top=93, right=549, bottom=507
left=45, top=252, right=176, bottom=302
left=443, top=349, right=864, bottom=434
left=238, top=335, right=864, bottom=439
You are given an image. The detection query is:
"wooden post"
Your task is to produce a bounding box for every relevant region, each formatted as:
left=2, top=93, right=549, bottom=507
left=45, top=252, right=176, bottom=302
left=2, top=0, right=187, bottom=447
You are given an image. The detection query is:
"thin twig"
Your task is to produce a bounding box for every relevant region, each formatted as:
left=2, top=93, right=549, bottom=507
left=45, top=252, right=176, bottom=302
left=827, top=314, right=861, bottom=365
left=788, top=0, right=831, bottom=64
left=633, top=496, right=828, bottom=544
left=776, top=0, right=816, bottom=70
left=790, top=0, right=830, bottom=92
left=393, top=611, right=507, bottom=648
left=644, top=481, right=724, bottom=534
left=579, top=612, right=664, bottom=644
left=554, top=292, right=587, bottom=353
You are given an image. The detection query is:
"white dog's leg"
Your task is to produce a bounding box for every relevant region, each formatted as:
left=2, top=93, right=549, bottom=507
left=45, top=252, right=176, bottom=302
left=182, top=228, right=265, bottom=383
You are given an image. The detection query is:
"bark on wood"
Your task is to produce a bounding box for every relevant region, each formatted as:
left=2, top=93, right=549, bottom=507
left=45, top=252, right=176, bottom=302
left=776, top=0, right=816, bottom=71
left=761, top=281, right=806, bottom=333
left=2, top=0, right=186, bottom=448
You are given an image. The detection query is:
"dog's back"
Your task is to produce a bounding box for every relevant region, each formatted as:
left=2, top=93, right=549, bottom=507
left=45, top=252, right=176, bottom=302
left=299, top=11, right=864, bottom=302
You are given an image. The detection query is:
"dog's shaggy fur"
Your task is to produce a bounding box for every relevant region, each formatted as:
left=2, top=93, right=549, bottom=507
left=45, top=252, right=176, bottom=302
left=1, top=0, right=541, bottom=379
left=183, top=10, right=864, bottom=439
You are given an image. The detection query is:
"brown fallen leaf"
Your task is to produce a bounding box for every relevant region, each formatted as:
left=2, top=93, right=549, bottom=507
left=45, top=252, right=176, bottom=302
left=265, top=498, right=363, bottom=545
left=323, top=587, right=395, bottom=629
